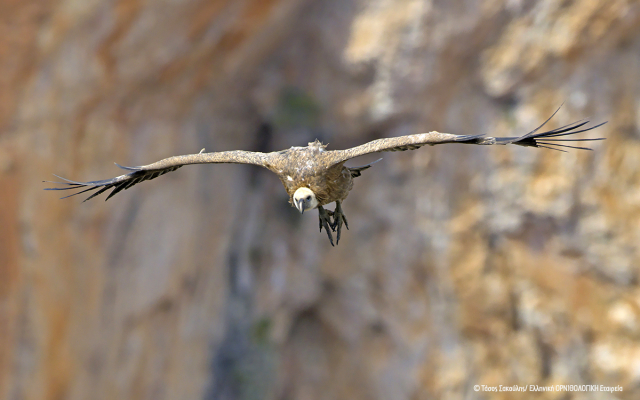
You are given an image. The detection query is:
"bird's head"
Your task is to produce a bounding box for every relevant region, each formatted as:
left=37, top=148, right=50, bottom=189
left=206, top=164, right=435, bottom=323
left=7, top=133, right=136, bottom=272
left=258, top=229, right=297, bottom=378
left=293, top=187, right=318, bottom=214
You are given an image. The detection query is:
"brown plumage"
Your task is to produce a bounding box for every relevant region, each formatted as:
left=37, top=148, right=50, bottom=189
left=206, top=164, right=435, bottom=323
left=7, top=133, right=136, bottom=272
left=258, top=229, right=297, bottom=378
left=45, top=108, right=606, bottom=245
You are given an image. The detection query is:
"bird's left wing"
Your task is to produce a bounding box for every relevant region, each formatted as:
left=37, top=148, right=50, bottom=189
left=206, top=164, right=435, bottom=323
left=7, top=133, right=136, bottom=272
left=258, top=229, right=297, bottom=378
left=45, top=150, right=275, bottom=202
left=327, top=109, right=606, bottom=166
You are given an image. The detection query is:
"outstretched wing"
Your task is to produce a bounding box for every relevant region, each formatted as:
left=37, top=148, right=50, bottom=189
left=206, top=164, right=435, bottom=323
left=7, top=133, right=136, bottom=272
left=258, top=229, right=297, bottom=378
left=45, top=150, right=274, bottom=202
left=329, top=107, right=606, bottom=165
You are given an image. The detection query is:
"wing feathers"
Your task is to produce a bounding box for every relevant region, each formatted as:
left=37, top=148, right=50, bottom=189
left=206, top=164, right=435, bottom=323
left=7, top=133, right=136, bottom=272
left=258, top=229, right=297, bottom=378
left=45, top=150, right=272, bottom=202
left=115, top=163, right=143, bottom=171
left=328, top=109, right=605, bottom=165
left=490, top=120, right=607, bottom=150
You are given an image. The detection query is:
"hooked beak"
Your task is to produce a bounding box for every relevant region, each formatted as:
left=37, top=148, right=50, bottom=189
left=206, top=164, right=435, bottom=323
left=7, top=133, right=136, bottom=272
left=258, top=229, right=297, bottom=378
left=297, top=199, right=305, bottom=214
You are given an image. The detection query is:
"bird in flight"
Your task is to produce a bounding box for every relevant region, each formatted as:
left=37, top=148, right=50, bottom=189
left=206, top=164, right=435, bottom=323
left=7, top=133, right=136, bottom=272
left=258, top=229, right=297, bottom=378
left=46, top=108, right=605, bottom=245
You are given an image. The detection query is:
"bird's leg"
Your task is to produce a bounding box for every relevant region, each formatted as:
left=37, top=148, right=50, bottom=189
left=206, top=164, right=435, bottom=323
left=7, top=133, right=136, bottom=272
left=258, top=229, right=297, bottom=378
left=318, top=206, right=335, bottom=246
left=330, top=201, right=349, bottom=245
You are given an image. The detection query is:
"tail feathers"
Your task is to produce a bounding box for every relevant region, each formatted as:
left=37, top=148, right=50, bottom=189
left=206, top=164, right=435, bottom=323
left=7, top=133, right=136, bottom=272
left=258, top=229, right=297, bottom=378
left=349, top=158, right=382, bottom=177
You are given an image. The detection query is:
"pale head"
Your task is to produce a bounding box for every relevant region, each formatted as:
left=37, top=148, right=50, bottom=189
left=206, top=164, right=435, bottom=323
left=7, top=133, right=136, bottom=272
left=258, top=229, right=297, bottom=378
left=293, top=187, right=318, bottom=214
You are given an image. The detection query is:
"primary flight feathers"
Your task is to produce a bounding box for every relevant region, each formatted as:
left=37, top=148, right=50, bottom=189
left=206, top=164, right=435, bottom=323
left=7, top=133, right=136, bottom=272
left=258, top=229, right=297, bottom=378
left=46, top=108, right=606, bottom=245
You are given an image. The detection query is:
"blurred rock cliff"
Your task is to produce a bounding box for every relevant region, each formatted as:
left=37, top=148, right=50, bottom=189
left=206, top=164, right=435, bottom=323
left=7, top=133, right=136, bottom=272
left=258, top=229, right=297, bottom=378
left=1, top=0, right=638, bottom=399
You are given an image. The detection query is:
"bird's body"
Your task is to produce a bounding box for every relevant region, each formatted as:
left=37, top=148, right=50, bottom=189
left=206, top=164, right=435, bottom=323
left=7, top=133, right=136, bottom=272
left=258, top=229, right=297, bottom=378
left=46, top=108, right=606, bottom=245
left=274, top=141, right=363, bottom=209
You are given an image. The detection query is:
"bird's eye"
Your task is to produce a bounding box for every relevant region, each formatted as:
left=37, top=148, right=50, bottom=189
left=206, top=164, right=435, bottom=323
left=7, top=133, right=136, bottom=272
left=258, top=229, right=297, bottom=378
left=306, top=195, right=311, bottom=200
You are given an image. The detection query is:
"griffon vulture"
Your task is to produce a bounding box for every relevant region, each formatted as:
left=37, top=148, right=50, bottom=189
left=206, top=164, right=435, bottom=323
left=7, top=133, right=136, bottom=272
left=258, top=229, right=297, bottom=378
left=46, top=109, right=606, bottom=245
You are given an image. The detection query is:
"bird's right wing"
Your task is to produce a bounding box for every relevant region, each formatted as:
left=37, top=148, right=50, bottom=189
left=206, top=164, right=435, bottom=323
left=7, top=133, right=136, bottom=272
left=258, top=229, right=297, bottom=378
left=45, top=150, right=275, bottom=202
left=327, top=108, right=606, bottom=166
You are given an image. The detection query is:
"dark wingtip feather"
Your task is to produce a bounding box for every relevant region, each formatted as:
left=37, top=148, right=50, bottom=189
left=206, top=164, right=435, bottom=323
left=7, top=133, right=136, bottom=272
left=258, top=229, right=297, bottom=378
left=44, top=171, right=140, bottom=202
left=539, top=138, right=606, bottom=142
left=544, top=121, right=608, bottom=139
left=537, top=142, right=594, bottom=151
left=512, top=110, right=606, bottom=151
left=537, top=145, right=568, bottom=152
left=105, top=185, right=126, bottom=201
left=522, top=103, right=565, bottom=138
left=59, top=186, right=100, bottom=200
left=83, top=186, right=110, bottom=202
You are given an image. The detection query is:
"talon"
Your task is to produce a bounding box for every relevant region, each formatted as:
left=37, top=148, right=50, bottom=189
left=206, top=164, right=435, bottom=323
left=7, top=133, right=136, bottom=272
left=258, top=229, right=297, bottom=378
left=327, top=211, right=336, bottom=230
left=317, top=206, right=335, bottom=246
left=332, top=201, right=348, bottom=245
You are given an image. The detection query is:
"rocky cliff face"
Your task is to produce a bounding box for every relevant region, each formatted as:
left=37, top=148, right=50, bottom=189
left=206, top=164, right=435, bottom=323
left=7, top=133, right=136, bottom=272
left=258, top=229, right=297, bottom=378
left=1, top=0, right=638, bottom=399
